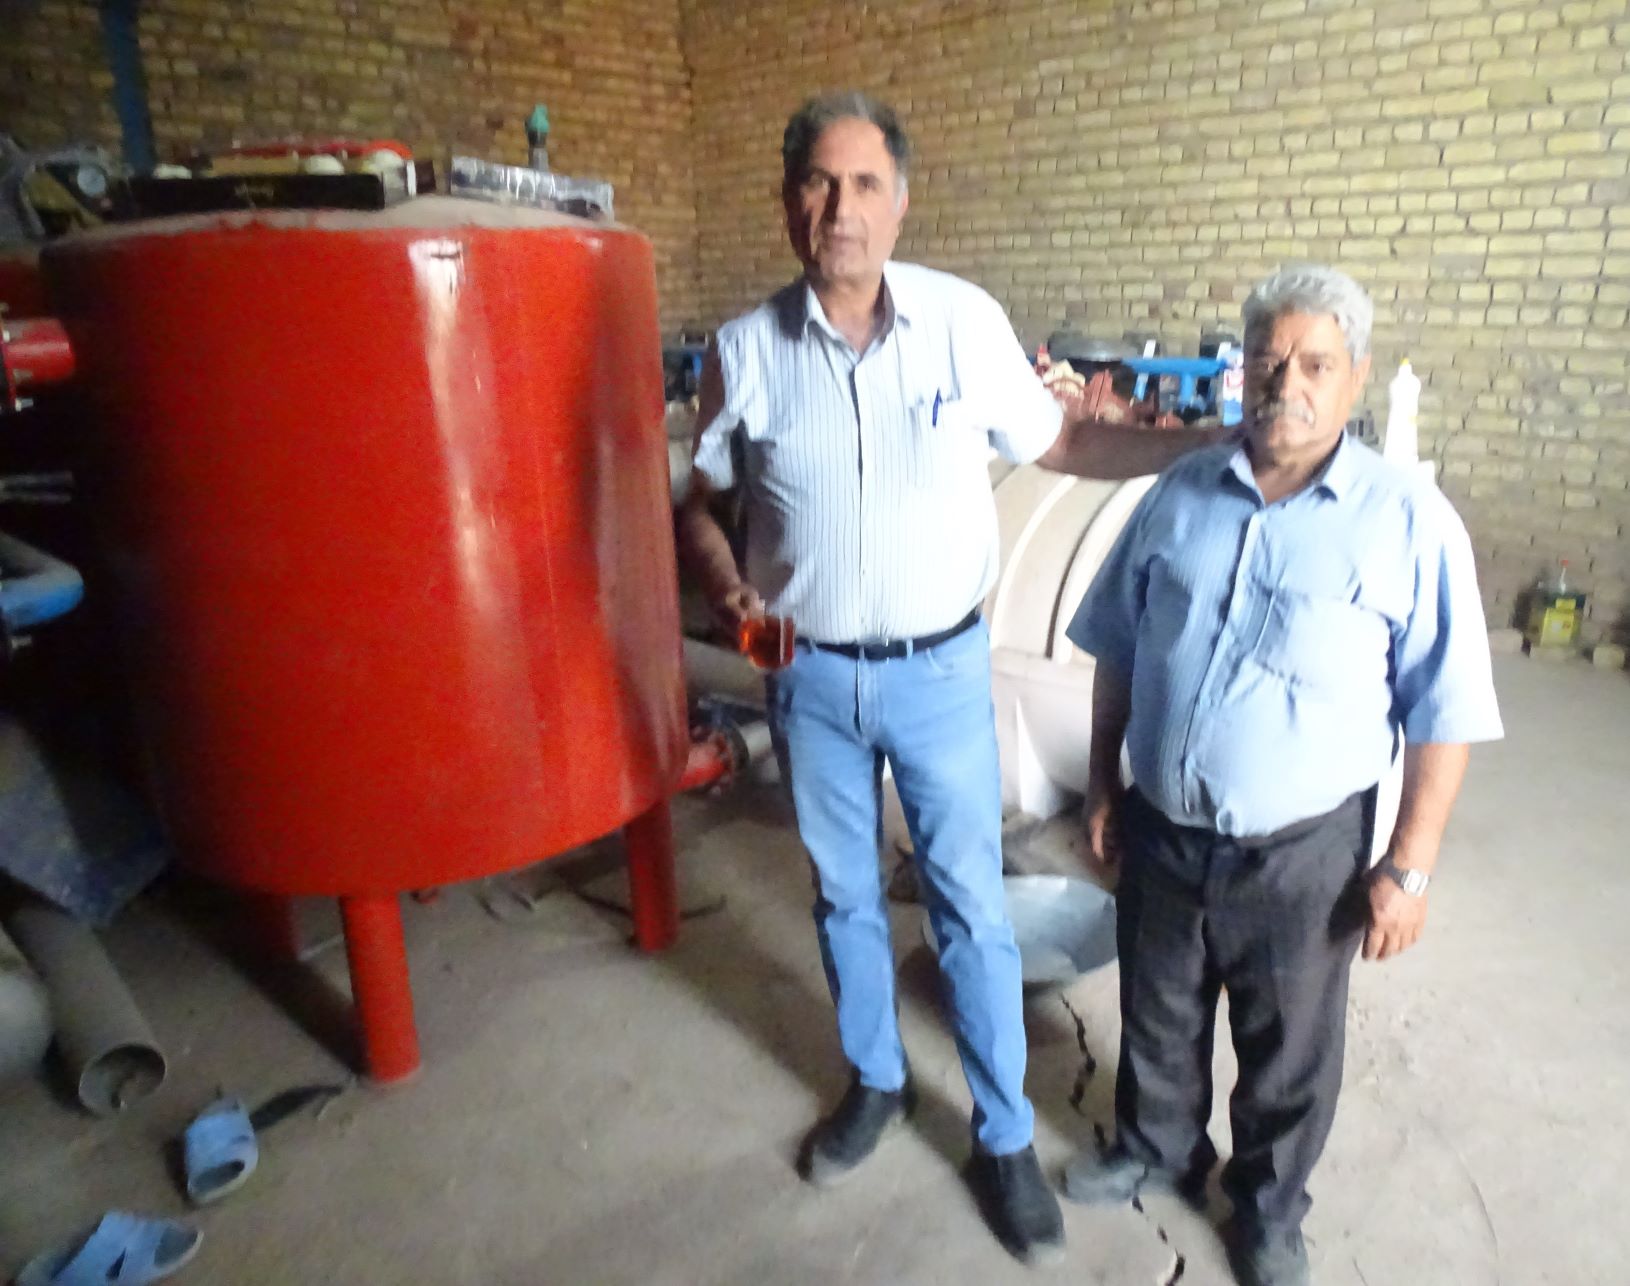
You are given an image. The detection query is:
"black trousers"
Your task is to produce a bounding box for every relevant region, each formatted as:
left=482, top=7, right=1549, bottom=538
left=1114, top=786, right=1372, bottom=1233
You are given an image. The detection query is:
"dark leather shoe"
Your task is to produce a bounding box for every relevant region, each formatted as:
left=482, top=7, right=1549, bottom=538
left=798, top=1074, right=915, bottom=1188
left=1223, top=1218, right=1311, bottom=1286
left=968, top=1144, right=1066, bottom=1267
left=1059, top=1142, right=1210, bottom=1206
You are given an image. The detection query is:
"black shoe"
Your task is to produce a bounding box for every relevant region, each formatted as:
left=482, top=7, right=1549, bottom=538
left=1222, top=1218, right=1311, bottom=1286
left=1059, top=1142, right=1210, bottom=1206
left=967, top=1144, right=1066, bottom=1267
left=798, top=1074, right=916, bottom=1188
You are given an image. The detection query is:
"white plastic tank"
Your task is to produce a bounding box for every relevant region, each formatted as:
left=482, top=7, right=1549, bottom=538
left=982, top=461, right=1153, bottom=819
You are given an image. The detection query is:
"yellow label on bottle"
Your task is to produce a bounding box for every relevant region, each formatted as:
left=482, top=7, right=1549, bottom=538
left=1529, top=603, right=1579, bottom=647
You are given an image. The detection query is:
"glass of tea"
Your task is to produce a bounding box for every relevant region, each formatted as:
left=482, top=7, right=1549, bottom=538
left=737, top=614, right=795, bottom=671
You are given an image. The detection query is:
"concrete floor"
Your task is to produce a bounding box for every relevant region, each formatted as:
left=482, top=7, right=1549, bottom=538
left=2, top=653, right=1627, bottom=1285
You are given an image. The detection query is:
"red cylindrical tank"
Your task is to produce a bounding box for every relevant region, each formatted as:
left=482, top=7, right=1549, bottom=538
left=41, top=198, right=689, bottom=1078
left=0, top=248, right=49, bottom=315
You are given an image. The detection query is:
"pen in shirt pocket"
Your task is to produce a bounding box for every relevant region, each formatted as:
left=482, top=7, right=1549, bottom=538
left=931, top=390, right=943, bottom=426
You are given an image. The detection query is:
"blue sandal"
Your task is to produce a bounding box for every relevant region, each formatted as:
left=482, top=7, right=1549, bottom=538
left=14, top=1212, right=201, bottom=1286
left=182, top=1097, right=258, bottom=1205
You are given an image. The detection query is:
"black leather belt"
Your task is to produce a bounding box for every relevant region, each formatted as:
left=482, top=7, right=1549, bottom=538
left=808, top=608, right=981, bottom=662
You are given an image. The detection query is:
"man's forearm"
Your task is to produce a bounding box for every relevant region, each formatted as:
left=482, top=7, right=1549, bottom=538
left=1388, top=741, right=1470, bottom=873
left=675, top=482, right=742, bottom=603
left=1036, top=421, right=1220, bottom=480
left=1089, top=662, right=1133, bottom=792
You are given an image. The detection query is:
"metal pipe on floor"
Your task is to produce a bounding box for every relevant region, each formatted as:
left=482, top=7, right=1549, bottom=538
left=675, top=715, right=775, bottom=794
left=4, top=903, right=166, bottom=1114
left=736, top=717, right=773, bottom=769
left=0, top=924, right=52, bottom=1082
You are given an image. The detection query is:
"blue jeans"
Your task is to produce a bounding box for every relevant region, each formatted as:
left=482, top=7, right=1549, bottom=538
left=767, top=619, right=1034, bottom=1155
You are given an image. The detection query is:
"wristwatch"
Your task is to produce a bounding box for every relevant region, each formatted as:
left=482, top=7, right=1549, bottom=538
left=1379, top=858, right=1431, bottom=897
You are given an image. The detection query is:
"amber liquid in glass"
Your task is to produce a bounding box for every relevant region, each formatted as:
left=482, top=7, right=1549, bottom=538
left=738, top=615, right=794, bottom=671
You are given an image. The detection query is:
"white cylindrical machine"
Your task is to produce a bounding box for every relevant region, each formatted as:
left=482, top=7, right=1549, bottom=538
left=983, top=462, right=1154, bottom=820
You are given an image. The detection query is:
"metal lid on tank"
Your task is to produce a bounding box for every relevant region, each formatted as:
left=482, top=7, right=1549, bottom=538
left=50, top=195, right=622, bottom=248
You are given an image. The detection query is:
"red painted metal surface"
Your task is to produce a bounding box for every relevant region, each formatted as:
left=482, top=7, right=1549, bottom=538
left=340, top=894, right=420, bottom=1083
left=38, top=201, right=688, bottom=1077
left=2, top=317, right=76, bottom=391
left=622, top=797, right=679, bottom=953
left=677, top=731, right=733, bottom=794
left=43, top=199, right=689, bottom=905
left=241, top=892, right=304, bottom=963
left=0, top=249, right=48, bottom=314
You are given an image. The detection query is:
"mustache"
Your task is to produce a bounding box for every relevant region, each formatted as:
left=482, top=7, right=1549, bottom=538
left=1250, top=400, right=1317, bottom=426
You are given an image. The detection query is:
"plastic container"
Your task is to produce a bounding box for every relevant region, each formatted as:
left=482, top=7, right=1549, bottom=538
left=526, top=104, right=551, bottom=173
left=1525, top=560, right=1587, bottom=650
left=1218, top=347, right=1244, bottom=427
left=1383, top=359, right=1422, bottom=465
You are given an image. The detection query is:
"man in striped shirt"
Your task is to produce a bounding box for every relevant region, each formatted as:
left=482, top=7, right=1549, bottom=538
left=677, top=91, right=1213, bottom=1266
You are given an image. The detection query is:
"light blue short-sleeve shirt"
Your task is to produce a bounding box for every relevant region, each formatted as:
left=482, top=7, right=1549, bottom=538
left=1068, top=435, right=1504, bottom=838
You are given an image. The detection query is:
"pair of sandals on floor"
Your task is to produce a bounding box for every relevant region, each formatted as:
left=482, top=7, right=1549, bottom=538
left=15, top=1096, right=257, bottom=1286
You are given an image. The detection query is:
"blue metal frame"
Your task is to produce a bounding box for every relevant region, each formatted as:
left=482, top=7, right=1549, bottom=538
left=1124, top=355, right=1226, bottom=408
left=98, top=1, right=157, bottom=174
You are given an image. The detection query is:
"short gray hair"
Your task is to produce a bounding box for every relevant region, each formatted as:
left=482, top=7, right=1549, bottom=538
left=782, top=92, right=911, bottom=191
left=1242, top=263, right=1374, bottom=362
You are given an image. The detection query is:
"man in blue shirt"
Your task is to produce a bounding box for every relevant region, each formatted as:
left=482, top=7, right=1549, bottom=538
left=1061, top=264, right=1503, bottom=1286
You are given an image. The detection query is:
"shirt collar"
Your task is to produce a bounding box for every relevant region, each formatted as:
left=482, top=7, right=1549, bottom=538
left=881, top=262, right=917, bottom=327
left=1221, top=431, right=1355, bottom=502
left=1315, top=431, right=1358, bottom=498
left=800, top=260, right=914, bottom=343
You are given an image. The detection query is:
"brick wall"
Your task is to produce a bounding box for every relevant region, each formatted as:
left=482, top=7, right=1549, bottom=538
left=6, top=1, right=1628, bottom=633
left=683, top=0, right=1630, bottom=639
left=0, top=0, right=700, bottom=325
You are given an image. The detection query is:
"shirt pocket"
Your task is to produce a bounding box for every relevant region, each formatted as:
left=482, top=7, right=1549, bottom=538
left=1254, top=589, right=1389, bottom=695
left=908, top=397, right=988, bottom=491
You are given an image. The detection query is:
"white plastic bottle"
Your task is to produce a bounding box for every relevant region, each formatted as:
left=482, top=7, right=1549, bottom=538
left=1383, top=359, right=1422, bottom=466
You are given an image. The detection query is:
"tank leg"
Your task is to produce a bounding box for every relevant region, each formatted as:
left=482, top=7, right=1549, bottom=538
left=623, top=797, right=679, bottom=953
left=339, top=894, right=420, bottom=1084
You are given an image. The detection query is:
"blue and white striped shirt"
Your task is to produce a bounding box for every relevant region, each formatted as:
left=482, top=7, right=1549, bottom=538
left=692, top=261, right=1063, bottom=642
left=1067, top=435, right=1504, bottom=838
